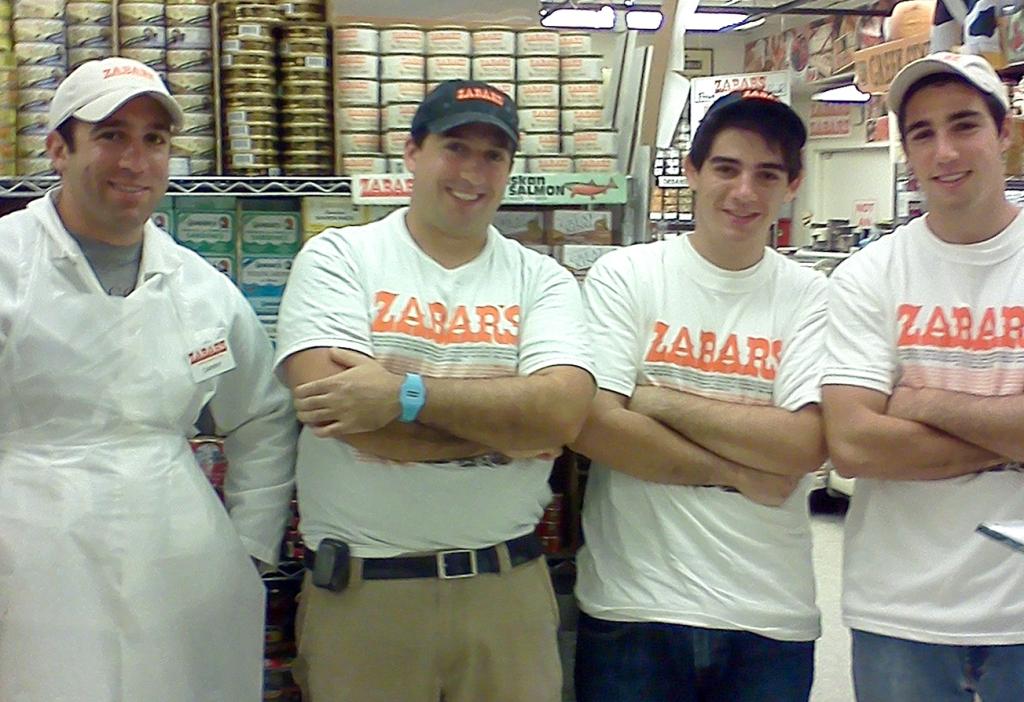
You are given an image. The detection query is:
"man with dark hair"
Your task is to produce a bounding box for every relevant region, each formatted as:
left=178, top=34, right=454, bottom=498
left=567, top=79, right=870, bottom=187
left=0, top=58, right=297, bottom=700
left=570, top=90, right=828, bottom=702
left=822, top=51, right=1024, bottom=702
left=274, top=80, right=595, bottom=702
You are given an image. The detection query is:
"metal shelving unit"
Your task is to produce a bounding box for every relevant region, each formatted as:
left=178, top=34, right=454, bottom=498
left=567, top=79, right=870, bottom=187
left=0, top=176, right=353, bottom=198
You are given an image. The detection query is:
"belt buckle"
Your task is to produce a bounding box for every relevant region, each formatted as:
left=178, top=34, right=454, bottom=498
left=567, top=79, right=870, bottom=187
left=437, top=549, right=477, bottom=579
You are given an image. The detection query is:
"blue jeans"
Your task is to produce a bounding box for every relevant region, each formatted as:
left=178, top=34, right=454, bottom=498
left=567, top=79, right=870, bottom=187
left=574, top=612, right=814, bottom=702
left=852, top=629, right=1024, bottom=702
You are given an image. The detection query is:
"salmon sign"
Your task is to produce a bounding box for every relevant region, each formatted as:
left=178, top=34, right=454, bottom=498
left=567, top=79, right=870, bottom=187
left=351, top=173, right=627, bottom=205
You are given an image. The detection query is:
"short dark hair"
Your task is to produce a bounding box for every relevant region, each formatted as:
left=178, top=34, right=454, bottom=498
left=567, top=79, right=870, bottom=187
left=55, top=118, right=78, bottom=151
left=688, top=116, right=803, bottom=182
left=897, top=73, right=1007, bottom=139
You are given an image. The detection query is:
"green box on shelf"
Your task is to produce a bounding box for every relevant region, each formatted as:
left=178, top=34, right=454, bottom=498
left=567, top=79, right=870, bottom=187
left=240, top=199, right=301, bottom=256
left=173, top=196, right=237, bottom=255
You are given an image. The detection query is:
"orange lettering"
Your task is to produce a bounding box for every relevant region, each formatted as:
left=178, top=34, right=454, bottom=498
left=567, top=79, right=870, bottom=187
left=715, top=334, right=741, bottom=372
left=950, top=307, right=973, bottom=348
left=427, top=302, right=448, bottom=343
left=395, top=296, right=426, bottom=337
left=447, top=305, right=472, bottom=342
left=698, top=331, right=717, bottom=368
left=745, top=337, right=773, bottom=379
left=645, top=322, right=671, bottom=363
left=922, top=307, right=951, bottom=347
left=1002, top=306, right=1024, bottom=348
left=667, top=326, right=695, bottom=368
left=897, top=304, right=922, bottom=346
left=977, top=308, right=998, bottom=349
left=503, top=305, right=520, bottom=341
left=372, top=291, right=399, bottom=332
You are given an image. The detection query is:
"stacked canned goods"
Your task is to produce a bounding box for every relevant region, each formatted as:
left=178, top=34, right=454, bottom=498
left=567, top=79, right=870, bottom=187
left=333, top=23, right=382, bottom=174
left=557, top=32, right=615, bottom=174
left=377, top=24, right=422, bottom=169
left=280, top=22, right=331, bottom=176
left=118, top=2, right=166, bottom=76
left=220, top=3, right=280, bottom=176
left=511, top=28, right=564, bottom=173
left=66, top=1, right=114, bottom=71
left=12, top=0, right=65, bottom=176
left=166, top=0, right=214, bottom=175
left=0, top=0, right=13, bottom=176
left=276, top=0, right=324, bottom=22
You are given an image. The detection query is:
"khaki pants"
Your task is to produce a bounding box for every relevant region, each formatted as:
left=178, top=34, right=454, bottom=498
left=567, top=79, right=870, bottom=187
left=292, top=547, right=562, bottom=702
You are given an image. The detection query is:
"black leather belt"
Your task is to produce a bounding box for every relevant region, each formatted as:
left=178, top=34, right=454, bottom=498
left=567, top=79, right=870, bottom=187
left=303, top=532, right=543, bottom=580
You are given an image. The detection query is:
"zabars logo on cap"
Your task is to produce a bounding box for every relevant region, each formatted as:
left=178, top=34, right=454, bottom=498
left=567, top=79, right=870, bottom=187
left=739, top=88, right=779, bottom=102
left=455, top=86, right=505, bottom=107
left=102, top=64, right=157, bottom=81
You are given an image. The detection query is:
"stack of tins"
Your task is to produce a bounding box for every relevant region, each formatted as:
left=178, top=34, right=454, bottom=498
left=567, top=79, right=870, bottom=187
left=276, top=0, right=324, bottom=23
left=0, top=1, right=13, bottom=176
left=118, top=2, right=166, bottom=76
left=470, top=25, right=523, bottom=173
left=513, top=28, right=562, bottom=172
left=333, top=23, right=383, bottom=175
left=279, top=21, right=332, bottom=176
left=66, top=1, right=114, bottom=71
left=558, top=32, right=616, bottom=174
left=12, top=0, right=65, bottom=176
left=166, top=0, right=214, bottom=175
left=220, top=2, right=280, bottom=176
left=377, top=25, right=423, bottom=170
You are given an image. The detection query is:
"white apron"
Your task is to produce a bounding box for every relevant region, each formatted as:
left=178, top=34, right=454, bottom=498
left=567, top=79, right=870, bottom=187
left=0, top=235, right=266, bottom=701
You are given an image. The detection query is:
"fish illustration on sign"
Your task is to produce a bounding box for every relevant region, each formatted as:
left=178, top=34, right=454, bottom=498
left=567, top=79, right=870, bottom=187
left=568, top=180, right=618, bottom=199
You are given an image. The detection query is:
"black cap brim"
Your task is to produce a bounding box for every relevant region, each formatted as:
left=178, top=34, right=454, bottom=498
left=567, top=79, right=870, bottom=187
left=696, top=96, right=807, bottom=149
left=427, top=110, right=519, bottom=150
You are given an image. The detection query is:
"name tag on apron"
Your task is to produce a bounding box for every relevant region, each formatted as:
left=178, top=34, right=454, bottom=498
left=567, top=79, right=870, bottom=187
left=187, top=330, right=237, bottom=383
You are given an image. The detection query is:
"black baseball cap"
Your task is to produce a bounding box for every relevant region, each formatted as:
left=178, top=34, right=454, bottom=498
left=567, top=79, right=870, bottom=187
left=691, top=89, right=807, bottom=155
left=411, top=80, right=519, bottom=151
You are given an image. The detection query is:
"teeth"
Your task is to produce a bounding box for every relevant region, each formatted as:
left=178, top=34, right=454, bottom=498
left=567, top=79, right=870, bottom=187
left=936, top=173, right=966, bottom=183
left=450, top=190, right=479, bottom=202
left=112, top=184, right=144, bottom=193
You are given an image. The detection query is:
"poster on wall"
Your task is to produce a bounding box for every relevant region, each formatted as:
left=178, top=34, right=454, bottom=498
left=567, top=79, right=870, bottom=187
left=690, top=71, right=791, bottom=136
left=809, top=103, right=853, bottom=138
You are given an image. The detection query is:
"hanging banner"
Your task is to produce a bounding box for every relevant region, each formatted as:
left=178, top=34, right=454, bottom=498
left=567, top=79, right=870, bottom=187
left=809, top=102, right=853, bottom=138
left=853, top=33, right=931, bottom=95
left=351, top=173, right=627, bottom=205
left=689, top=71, right=791, bottom=137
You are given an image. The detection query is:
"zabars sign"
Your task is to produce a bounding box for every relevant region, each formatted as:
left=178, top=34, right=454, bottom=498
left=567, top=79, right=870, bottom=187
left=853, top=34, right=931, bottom=95
left=351, top=173, right=628, bottom=205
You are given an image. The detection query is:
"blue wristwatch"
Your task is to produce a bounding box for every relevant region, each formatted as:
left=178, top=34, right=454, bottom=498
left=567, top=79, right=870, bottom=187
left=398, top=373, right=426, bottom=423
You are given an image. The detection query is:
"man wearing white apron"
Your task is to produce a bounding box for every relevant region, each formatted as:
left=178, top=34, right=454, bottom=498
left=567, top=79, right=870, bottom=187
left=0, top=58, right=297, bottom=701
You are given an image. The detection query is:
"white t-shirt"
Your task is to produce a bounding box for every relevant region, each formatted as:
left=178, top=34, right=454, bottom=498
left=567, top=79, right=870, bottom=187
left=274, top=208, right=594, bottom=557
left=575, top=235, right=827, bottom=642
left=824, top=213, right=1024, bottom=645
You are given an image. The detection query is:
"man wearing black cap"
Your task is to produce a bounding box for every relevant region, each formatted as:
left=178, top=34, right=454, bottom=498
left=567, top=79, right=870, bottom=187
left=569, top=90, right=827, bottom=702
left=273, top=80, right=595, bottom=702
left=822, top=52, right=1024, bottom=702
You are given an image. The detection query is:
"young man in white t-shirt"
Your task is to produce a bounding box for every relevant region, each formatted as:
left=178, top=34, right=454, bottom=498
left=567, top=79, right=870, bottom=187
left=569, top=91, right=828, bottom=702
left=822, top=52, right=1024, bottom=702
left=273, top=80, right=595, bottom=702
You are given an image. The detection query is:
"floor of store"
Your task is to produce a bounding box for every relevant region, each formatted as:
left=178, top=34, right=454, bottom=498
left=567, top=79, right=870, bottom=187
left=555, top=509, right=855, bottom=702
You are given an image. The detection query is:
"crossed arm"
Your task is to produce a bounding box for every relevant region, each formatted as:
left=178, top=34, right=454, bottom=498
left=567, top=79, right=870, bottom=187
left=569, top=387, right=823, bottom=507
left=282, top=346, right=595, bottom=461
left=821, top=384, right=1011, bottom=481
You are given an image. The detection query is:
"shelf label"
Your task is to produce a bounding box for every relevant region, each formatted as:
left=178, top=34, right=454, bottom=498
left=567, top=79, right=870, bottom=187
left=657, top=175, right=687, bottom=188
left=351, top=173, right=627, bottom=205
left=852, top=199, right=876, bottom=228
left=351, top=173, right=416, bottom=203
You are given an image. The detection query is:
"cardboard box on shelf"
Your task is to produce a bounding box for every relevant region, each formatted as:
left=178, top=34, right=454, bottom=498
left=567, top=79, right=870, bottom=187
left=300, top=196, right=379, bottom=241
left=558, top=244, right=618, bottom=281
left=492, top=209, right=546, bottom=244
left=239, top=256, right=292, bottom=316
left=546, top=208, right=613, bottom=245
left=201, top=254, right=236, bottom=281
left=240, top=200, right=301, bottom=256
left=174, top=196, right=237, bottom=255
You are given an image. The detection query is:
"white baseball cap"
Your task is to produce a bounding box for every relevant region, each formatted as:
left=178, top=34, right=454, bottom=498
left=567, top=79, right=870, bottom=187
left=887, top=51, right=1009, bottom=114
left=47, top=57, right=184, bottom=132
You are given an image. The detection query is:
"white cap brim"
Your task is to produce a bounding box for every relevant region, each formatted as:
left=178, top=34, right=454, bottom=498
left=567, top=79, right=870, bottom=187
left=57, top=87, right=184, bottom=131
left=886, top=55, right=1009, bottom=114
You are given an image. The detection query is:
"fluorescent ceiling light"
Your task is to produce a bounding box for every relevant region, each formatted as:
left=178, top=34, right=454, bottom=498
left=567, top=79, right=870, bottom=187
left=811, top=84, right=871, bottom=103
left=686, top=11, right=764, bottom=32
left=540, top=5, right=617, bottom=29
left=625, top=9, right=664, bottom=30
